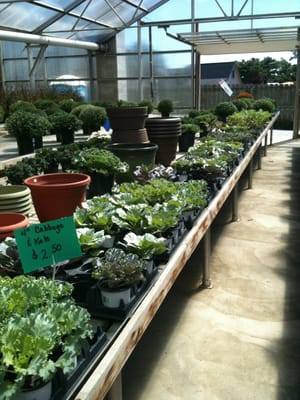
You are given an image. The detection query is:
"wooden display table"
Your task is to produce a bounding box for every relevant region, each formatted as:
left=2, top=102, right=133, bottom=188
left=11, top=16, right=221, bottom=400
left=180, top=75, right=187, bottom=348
left=73, top=112, right=279, bottom=400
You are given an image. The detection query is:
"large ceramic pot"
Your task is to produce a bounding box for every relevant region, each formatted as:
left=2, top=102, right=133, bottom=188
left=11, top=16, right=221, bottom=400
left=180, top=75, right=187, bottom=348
left=145, top=117, right=181, bottom=166
left=24, top=173, right=91, bottom=222
left=107, top=107, right=149, bottom=144
left=0, top=185, right=32, bottom=216
left=0, top=212, right=29, bottom=242
left=105, top=143, right=158, bottom=182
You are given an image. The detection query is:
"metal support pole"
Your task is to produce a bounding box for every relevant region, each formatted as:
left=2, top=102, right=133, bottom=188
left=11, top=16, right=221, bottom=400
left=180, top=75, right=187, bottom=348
left=248, top=158, right=253, bottom=189
left=105, top=373, right=122, bottom=400
left=257, top=144, right=262, bottom=170
left=231, top=184, right=239, bottom=222
left=201, top=228, right=213, bottom=288
left=263, top=131, right=268, bottom=156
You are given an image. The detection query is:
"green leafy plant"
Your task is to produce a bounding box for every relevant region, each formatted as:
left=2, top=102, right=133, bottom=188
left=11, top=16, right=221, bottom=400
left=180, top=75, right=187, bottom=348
left=0, top=157, right=41, bottom=185
left=92, top=248, right=144, bottom=289
left=76, top=227, right=109, bottom=256
left=214, top=101, right=238, bottom=122
left=118, top=232, right=168, bottom=260
left=72, top=147, right=129, bottom=175
left=0, top=276, right=93, bottom=399
left=5, top=110, right=51, bottom=138
left=77, top=104, right=107, bottom=135
left=48, top=110, right=82, bottom=136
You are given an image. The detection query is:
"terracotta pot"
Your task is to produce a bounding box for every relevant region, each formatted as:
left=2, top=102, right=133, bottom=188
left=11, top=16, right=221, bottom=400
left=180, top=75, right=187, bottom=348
left=0, top=212, right=29, bottom=242
left=24, top=173, right=91, bottom=222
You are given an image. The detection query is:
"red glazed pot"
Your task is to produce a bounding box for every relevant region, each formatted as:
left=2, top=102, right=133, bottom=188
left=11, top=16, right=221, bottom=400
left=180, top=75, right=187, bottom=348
left=0, top=212, right=29, bottom=242
left=24, top=173, right=91, bottom=222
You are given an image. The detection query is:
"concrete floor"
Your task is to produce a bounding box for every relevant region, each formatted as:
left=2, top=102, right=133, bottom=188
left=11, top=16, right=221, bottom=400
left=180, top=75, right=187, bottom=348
left=121, top=137, right=300, bottom=400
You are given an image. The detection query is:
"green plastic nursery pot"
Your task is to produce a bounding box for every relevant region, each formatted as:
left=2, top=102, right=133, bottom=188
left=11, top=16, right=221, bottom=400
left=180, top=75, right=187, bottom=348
left=24, top=173, right=91, bottom=222
left=0, top=212, right=29, bottom=242
left=105, top=142, right=158, bottom=182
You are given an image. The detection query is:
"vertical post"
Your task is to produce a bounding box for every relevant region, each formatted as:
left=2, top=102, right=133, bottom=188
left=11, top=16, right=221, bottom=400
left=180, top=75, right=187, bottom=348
left=202, top=228, right=213, bottom=288
left=257, top=144, right=262, bottom=170
left=248, top=158, right=253, bottom=189
left=293, top=45, right=300, bottom=139
left=231, top=184, right=239, bottom=222
left=105, top=373, right=122, bottom=400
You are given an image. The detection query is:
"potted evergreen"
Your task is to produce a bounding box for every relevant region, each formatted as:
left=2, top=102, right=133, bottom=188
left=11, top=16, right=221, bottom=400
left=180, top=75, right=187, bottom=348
left=5, top=110, right=51, bottom=155
left=76, top=104, right=107, bottom=136
left=48, top=111, right=82, bottom=144
left=145, top=99, right=181, bottom=166
left=178, top=123, right=199, bottom=152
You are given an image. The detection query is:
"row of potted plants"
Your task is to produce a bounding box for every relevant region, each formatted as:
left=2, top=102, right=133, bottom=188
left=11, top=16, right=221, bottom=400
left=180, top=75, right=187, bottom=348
left=0, top=98, right=276, bottom=398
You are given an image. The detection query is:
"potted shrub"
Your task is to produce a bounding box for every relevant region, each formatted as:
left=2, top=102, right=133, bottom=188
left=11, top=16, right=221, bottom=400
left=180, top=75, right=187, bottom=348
left=0, top=157, right=41, bottom=185
left=48, top=111, right=82, bottom=144
left=77, top=104, right=107, bottom=136
left=72, top=147, right=129, bottom=197
left=5, top=110, right=52, bottom=155
left=0, top=275, right=93, bottom=399
left=35, top=148, right=60, bottom=173
left=214, top=101, right=238, bottom=123
left=178, top=123, right=199, bottom=152
left=157, top=99, right=174, bottom=118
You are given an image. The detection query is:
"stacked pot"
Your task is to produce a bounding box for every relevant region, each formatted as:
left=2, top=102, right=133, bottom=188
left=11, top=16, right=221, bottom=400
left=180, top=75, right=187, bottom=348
left=0, top=185, right=32, bottom=216
left=145, top=117, right=182, bottom=166
left=107, top=106, right=149, bottom=144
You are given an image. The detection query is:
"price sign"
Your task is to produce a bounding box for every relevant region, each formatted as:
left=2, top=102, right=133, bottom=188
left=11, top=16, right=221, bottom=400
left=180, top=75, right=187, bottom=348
left=14, top=216, right=82, bottom=273
left=219, top=79, right=233, bottom=97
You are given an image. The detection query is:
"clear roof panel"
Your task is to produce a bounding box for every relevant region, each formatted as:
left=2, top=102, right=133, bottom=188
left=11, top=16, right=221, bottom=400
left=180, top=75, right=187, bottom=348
left=0, top=0, right=170, bottom=45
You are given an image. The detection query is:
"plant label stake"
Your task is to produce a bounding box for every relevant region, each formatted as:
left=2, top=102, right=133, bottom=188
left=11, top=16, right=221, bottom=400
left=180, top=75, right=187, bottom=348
left=14, top=216, right=82, bottom=274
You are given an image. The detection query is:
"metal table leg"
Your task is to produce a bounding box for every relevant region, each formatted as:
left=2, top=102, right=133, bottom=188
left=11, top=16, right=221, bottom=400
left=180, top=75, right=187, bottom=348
left=257, top=144, right=262, bottom=170
left=105, top=373, right=122, bottom=400
left=201, top=228, right=213, bottom=288
left=248, top=158, right=253, bottom=189
left=263, top=133, right=268, bottom=156
left=231, top=184, right=239, bottom=222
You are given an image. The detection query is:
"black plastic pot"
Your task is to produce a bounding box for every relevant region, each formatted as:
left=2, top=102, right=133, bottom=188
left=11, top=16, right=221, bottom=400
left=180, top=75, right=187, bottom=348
left=105, top=142, right=158, bottom=182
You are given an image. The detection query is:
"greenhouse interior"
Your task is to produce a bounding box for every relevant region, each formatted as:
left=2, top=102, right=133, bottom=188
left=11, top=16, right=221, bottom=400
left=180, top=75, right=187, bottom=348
left=0, top=1, right=299, bottom=399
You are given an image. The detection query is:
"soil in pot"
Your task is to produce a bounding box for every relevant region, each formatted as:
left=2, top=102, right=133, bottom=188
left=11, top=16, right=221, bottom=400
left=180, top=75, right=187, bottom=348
left=24, top=173, right=91, bottom=222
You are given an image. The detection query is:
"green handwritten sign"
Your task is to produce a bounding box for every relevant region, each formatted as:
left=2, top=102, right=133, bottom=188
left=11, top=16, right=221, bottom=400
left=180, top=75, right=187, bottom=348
left=14, top=216, right=82, bottom=273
